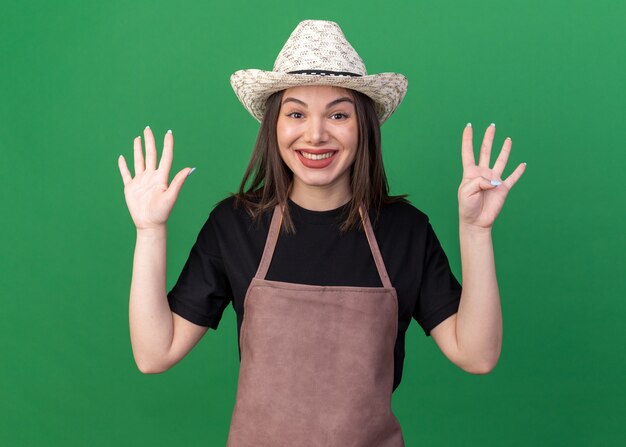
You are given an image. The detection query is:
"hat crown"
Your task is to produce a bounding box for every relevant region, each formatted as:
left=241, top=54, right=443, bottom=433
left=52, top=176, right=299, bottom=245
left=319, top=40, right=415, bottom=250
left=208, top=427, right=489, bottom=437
left=273, top=20, right=367, bottom=76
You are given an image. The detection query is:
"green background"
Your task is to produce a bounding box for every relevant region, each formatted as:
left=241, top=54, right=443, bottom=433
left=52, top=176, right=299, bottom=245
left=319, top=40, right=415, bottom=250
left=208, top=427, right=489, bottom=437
left=1, top=0, right=624, bottom=445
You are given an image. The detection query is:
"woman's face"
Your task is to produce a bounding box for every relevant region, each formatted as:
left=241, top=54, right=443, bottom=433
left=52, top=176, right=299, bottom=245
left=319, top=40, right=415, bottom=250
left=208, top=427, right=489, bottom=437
left=276, top=85, right=358, bottom=206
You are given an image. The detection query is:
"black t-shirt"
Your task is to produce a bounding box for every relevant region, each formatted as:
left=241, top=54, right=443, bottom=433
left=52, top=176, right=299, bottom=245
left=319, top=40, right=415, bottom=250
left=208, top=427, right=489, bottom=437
left=167, top=196, right=462, bottom=391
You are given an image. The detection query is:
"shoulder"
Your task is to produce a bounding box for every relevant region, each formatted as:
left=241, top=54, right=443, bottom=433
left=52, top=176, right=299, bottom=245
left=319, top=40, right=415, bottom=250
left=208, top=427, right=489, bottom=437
left=207, top=195, right=272, bottom=235
left=372, top=199, right=430, bottom=231
left=210, top=195, right=242, bottom=219
left=192, top=196, right=257, bottom=251
left=192, top=196, right=246, bottom=238
left=208, top=195, right=257, bottom=222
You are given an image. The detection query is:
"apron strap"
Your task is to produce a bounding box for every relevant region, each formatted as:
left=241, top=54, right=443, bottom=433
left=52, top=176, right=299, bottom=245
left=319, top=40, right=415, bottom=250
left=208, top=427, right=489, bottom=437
left=255, top=204, right=284, bottom=280
left=255, top=203, right=393, bottom=289
left=359, top=207, right=393, bottom=289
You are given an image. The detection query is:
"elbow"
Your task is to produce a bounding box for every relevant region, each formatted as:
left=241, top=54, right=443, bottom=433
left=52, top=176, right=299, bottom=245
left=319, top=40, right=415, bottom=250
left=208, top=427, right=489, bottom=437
left=460, top=340, right=502, bottom=375
left=462, top=354, right=500, bottom=375
left=136, top=362, right=166, bottom=375
left=465, top=360, right=497, bottom=375
left=133, top=354, right=171, bottom=375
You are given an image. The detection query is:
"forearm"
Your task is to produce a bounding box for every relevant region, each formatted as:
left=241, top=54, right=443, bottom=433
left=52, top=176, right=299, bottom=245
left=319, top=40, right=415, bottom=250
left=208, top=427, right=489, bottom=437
left=128, top=226, right=174, bottom=373
left=456, top=223, right=502, bottom=372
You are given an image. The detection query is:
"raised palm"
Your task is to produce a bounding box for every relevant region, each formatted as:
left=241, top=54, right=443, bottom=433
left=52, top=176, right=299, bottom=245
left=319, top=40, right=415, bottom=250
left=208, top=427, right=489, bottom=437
left=458, top=124, right=526, bottom=230
left=118, top=127, right=193, bottom=230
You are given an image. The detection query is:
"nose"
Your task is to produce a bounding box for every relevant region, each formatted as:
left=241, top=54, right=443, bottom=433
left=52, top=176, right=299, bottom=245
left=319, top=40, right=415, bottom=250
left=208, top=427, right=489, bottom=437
left=304, top=116, right=329, bottom=145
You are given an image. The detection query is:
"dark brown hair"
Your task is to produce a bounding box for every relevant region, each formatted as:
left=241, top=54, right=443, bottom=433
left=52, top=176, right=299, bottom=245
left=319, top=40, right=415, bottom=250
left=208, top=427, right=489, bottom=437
left=233, top=88, right=406, bottom=232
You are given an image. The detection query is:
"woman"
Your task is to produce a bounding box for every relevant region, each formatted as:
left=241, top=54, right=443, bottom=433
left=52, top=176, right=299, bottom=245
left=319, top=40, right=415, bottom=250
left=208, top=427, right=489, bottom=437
left=118, top=20, right=525, bottom=446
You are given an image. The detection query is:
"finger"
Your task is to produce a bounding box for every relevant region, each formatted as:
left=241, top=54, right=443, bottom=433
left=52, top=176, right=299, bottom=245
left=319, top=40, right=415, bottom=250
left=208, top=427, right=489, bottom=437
left=144, top=126, right=157, bottom=170
left=478, top=123, right=496, bottom=168
left=460, top=176, right=499, bottom=197
left=492, top=137, right=512, bottom=178
left=158, top=129, right=174, bottom=174
left=133, top=135, right=145, bottom=175
left=165, top=167, right=194, bottom=204
left=503, top=162, right=527, bottom=190
left=118, top=155, right=132, bottom=186
left=461, top=123, right=475, bottom=170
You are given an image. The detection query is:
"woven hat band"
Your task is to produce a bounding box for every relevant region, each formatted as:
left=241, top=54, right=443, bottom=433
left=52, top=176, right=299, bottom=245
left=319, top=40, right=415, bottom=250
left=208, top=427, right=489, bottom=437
left=287, top=69, right=362, bottom=77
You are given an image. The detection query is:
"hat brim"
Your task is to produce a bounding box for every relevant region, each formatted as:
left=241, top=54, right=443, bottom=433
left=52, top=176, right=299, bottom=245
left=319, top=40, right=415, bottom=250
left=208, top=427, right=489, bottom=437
left=230, top=69, right=408, bottom=125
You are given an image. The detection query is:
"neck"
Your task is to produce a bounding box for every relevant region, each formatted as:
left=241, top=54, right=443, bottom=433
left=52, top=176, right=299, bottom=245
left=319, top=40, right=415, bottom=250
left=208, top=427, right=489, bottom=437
left=289, top=181, right=351, bottom=211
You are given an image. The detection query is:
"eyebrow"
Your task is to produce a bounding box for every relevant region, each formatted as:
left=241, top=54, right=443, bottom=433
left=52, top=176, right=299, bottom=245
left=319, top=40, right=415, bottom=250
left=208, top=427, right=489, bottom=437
left=281, top=96, right=354, bottom=109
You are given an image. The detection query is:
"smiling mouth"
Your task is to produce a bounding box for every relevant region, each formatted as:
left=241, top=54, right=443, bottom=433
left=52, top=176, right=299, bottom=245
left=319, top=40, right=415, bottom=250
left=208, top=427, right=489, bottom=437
left=297, top=151, right=336, bottom=160
left=295, top=150, right=338, bottom=169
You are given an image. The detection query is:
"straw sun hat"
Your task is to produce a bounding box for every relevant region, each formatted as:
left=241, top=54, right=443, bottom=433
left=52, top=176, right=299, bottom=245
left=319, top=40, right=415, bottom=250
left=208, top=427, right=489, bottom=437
left=230, top=20, right=408, bottom=125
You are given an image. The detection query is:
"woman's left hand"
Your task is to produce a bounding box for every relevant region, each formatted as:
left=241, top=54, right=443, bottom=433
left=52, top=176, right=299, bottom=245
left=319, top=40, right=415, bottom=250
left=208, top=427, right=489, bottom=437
left=458, top=123, right=526, bottom=230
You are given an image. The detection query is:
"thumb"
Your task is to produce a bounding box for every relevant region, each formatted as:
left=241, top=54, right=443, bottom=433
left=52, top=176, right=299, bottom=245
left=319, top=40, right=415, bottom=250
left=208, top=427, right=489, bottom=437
left=166, top=167, right=195, bottom=203
left=463, top=176, right=500, bottom=196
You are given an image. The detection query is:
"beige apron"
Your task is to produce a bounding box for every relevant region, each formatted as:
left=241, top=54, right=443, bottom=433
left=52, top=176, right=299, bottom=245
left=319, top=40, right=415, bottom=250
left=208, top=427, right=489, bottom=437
left=226, top=204, right=405, bottom=447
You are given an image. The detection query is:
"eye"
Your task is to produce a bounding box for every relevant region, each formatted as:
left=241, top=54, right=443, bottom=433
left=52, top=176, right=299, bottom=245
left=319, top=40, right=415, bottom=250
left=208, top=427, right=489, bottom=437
left=330, top=112, right=349, bottom=120
left=287, top=112, right=304, bottom=119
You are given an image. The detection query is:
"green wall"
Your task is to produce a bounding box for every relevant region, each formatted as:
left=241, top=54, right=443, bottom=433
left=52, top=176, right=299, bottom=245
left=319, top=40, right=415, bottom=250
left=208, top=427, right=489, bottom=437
left=1, top=0, right=624, bottom=445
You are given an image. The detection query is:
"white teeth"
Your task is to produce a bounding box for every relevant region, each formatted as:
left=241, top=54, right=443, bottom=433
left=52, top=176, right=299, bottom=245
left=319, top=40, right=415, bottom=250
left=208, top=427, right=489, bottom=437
left=300, top=151, right=334, bottom=160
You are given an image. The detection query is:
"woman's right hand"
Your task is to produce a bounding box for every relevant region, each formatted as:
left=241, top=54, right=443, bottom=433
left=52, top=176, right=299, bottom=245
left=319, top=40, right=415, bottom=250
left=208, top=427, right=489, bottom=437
left=118, top=127, right=194, bottom=231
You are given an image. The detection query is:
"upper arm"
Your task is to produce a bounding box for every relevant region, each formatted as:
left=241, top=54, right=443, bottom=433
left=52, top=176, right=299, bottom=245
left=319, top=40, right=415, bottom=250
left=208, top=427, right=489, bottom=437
left=430, top=313, right=494, bottom=375
left=430, top=313, right=465, bottom=367
left=164, top=312, right=210, bottom=370
left=430, top=312, right=480, bottom=374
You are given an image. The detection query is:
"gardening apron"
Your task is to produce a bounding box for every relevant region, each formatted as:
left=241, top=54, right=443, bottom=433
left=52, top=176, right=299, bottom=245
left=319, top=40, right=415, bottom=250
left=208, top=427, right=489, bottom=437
left=226, top=204, right=404, bottom=447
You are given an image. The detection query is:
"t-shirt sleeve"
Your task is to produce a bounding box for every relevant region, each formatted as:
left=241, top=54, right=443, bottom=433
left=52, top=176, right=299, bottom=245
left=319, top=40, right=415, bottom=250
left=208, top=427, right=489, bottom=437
left=414, top=221, right=462, bottom=336
left=166, top=212, right=232, bottom=329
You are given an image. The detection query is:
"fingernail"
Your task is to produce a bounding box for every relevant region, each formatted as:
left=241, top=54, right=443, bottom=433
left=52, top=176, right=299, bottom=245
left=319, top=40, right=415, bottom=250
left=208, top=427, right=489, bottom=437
left=490, top=123, right=496, bottom=127
left=167, top=129, right=172, bottom=134
left=522, top=162, right=527, bottom=166
left=466, top=122, right=472, bottom=127
left=490, top=179, right=502, bottom=186
left=506, top=136, right=511, bottom=141
left=145, top=125, right=150, bottom=130
left=188, top=167, right=196, bottom=176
